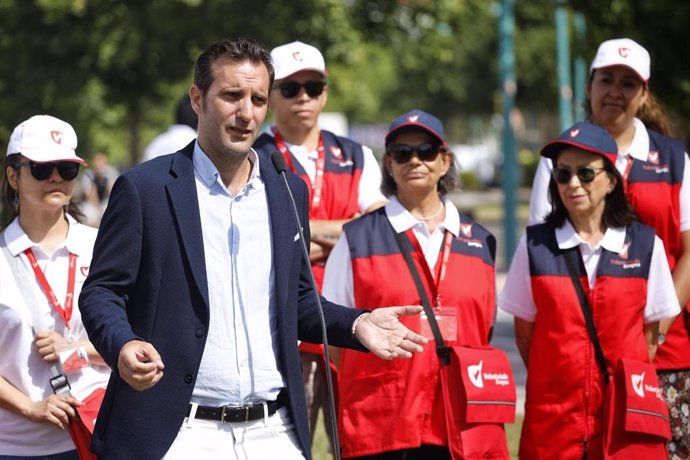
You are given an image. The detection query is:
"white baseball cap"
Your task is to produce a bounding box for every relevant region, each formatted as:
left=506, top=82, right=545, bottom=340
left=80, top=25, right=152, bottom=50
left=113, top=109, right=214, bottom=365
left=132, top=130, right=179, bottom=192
left=590, top=38, right=650, bottom=82
left=7, top=115, right=86, bottom=164
left=271, top=41, right=327, bottom=81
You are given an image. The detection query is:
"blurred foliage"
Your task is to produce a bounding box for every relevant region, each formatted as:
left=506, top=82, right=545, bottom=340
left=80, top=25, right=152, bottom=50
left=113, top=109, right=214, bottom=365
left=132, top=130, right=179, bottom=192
left=0, top=0, right=688, bottom=168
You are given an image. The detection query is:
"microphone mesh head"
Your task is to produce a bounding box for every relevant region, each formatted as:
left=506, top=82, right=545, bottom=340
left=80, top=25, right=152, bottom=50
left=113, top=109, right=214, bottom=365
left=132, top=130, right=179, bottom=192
left=271, top=151, right=286, bottom=173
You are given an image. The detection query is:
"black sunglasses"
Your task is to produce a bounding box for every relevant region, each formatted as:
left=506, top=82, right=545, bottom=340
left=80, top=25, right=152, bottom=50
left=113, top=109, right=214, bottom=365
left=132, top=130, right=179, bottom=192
left=274, top=80, right=326, bottom=99
left=552, top=166, right=605, bottom=184
left=387, top=143, right=441, bottom=164
left=16, top=161, right=81, bottom=181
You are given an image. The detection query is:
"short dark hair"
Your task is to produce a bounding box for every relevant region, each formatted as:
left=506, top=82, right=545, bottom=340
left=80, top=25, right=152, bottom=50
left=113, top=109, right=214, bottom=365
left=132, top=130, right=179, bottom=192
left=545, top=154, right=636, bottom=229
left=194, top=37, right=274, bottom=96
left=175, top=95, right=198, bottom=130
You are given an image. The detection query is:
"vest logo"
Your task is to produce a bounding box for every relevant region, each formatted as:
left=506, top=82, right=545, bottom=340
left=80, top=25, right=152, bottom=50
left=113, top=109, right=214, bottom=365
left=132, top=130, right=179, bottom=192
left=632, top=372, right=645, bottom=398
left=80, top=266, right=89, bottom=277
left=292, top=51, right=303, bottom=62
left=408, top=115, right=419, bottom=123
left=618, top=47, right=630, bottom=58
left=619, top=241, right=631, bottom=259
left=648, top=150, right=659, bottom=165
left=569, top=128, right=580, bottom=138
left=51, top=130, right=63, bottom=144
left=468, top=360, right=484, bottom=388
left=460, top=223, right=473, bottom=237
left=330, top=146, right=342, bottom=158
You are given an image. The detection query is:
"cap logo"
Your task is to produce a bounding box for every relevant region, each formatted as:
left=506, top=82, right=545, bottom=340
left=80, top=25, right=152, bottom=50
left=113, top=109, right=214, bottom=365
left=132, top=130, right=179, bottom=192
left=648, top=150, right=659, bottom=165
left=292, top=51, right=303, bottom=62
left=618, top=47, right=630, bottom=58
left=569, top=129, right=580, bottom=138
left=408, top=115, right=419, bottom=123
left=51, top=130, right=63, bottom=144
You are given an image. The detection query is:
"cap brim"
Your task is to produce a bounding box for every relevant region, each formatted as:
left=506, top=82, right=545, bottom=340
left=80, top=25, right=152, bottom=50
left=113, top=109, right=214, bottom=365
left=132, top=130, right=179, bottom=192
left=275, top=68, right=328, bottom=81
left=385, top=123, right=447, bottom=147
left=20, top=149, right=88, bottom=165
left=591, top=64, right=649, bottom=83
left=541, top=140, right=616, bottom=164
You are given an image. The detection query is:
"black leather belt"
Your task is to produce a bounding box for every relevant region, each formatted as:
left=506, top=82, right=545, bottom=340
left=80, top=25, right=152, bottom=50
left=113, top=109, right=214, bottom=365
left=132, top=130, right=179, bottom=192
left=186, top=391, right=287, bottom=423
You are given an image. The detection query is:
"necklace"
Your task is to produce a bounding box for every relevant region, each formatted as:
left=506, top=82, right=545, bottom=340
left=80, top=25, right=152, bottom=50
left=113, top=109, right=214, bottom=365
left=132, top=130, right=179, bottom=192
left=412, top=203, right=444, bottom=221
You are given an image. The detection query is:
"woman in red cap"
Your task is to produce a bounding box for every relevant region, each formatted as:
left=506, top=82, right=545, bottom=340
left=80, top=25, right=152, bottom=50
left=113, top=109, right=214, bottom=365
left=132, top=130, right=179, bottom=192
left=528, top=38, right=690, bottom=457
left=505, top=121, right=679, bottom=458
left=324, top=109, right=512, bottom=459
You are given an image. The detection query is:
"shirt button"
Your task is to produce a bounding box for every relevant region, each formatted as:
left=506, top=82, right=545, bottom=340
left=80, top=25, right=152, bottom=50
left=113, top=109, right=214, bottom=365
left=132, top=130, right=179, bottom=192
left=195, top=328, right=204, bottom=338
left=184, top=375, right=193, bottom=384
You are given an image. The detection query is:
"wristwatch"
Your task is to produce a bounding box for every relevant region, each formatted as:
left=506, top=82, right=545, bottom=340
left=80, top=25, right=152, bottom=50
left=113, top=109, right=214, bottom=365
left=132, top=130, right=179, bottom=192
left=658, top=333, right=666, bottom=345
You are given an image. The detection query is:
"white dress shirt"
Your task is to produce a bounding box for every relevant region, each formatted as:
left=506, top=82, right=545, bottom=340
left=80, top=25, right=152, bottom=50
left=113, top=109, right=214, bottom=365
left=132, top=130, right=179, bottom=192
left=191, top=143, right=285, bottom=407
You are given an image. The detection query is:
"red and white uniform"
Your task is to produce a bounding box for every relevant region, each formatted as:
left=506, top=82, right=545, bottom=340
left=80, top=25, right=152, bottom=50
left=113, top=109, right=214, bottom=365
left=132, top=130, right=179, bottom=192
left=0, top=217, right=110, bottom=456
left=324, top=197, right=504, bottom=458
left=499, top=221, right=679, bottom=459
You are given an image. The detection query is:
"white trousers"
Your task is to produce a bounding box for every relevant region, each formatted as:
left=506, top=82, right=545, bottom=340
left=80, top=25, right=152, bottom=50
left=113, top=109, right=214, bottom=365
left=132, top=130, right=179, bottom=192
left=162, top=406, right=306, bottom=460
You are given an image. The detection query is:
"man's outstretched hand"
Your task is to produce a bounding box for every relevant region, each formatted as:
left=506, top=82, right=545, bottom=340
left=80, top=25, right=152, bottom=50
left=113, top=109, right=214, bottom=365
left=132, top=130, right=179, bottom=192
left=354, top=306, right=428, bottom=359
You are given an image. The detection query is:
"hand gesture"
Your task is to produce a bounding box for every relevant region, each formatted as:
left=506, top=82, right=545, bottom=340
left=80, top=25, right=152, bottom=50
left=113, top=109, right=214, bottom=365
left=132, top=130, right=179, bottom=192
left=354, top=306, right=428, bottom=360
left=26, top=394, right=81, bottom=430
left=118, top=340, right=165, bottom=391
left=34, top=330, right=70, bottom=363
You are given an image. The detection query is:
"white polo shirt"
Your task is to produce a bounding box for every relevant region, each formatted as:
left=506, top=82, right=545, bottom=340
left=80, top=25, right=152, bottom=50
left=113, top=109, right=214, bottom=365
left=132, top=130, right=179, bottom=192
left=0, top=216, right=111, bottom=456
left=499, top=220, right=680, bottom=323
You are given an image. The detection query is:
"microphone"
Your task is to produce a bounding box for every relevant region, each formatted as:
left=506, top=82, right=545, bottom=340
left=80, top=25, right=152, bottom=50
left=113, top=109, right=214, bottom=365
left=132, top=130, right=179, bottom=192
left=271, top=151, right=342, bottom=460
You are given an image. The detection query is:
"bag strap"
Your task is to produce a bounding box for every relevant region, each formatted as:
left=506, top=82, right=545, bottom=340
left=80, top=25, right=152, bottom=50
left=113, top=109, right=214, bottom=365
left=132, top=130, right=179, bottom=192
left=563, top=248, right=610, bottom=384
left=0, top=232, right=71, bottom=395
left=388, top=221, right=451, bottom=366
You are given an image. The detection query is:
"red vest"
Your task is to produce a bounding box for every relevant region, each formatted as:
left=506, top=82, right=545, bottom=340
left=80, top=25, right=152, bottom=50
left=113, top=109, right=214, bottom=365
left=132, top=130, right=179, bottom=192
left=254, top=130, right=365, bottom=291
left=626, top=130, right=689, bottom=370
left=338, top=209, right=502, bottom=458
left=522, top=222, right=660, bottom=459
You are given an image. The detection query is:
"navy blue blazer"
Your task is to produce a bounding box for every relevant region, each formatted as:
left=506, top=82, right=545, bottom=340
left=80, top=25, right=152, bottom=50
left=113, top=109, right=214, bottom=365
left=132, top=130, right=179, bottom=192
left=79, top=142, right=365, bottom=459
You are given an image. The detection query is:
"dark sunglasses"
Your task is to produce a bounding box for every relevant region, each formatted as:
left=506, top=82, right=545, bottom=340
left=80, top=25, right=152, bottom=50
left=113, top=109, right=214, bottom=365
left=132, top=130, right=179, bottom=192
left=274, top=80, right=326, bottom=99
left=16, top=161, right=80, bottom=181
left=387, top=143, right=441, bottom=164
left=552, top=166, right=605, bottom=184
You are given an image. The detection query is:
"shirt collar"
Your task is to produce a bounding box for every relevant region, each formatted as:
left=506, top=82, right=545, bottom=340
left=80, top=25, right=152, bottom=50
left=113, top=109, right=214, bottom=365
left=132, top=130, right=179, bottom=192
left=555, top=219, right=627, bottom=252
left=5, top=214, right=83, bottom=257
left=625, top=117, right=650, bottom=161
left=192, top=141, right=263, bottom=193
left=385, top=195, right=459, bottom=236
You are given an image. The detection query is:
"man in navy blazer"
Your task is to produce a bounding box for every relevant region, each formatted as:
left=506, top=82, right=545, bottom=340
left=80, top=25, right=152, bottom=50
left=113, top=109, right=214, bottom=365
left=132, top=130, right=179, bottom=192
left=79, top=38, right=425, bottom=460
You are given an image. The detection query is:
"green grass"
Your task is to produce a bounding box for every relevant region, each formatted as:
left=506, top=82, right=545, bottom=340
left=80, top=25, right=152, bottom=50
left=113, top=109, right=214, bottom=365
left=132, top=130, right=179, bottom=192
left=311, top=411, right=523, bottom=460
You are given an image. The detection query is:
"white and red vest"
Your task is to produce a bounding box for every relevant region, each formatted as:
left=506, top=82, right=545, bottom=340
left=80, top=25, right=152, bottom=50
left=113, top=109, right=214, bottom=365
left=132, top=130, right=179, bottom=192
left=625, top=130, right=689, bottom=370
left=337, top=209, right=502, bottom=458
left=522, top=222, right=663, bottom=459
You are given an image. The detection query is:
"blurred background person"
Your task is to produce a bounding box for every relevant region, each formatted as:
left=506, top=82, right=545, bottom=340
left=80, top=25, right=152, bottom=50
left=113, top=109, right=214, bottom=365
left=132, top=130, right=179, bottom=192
left=79, top=151, right=119, bottom=227
left=143, top=94, right=198, bottom=162
left=0, top=115, right=110, bottom=459
left=528, top=38, right=690, bottom=456
left=324, top=110, right=508, bottom=459
left=253, top=40, right=386, bottom=455
left=504, top=121, right=679, bottom=458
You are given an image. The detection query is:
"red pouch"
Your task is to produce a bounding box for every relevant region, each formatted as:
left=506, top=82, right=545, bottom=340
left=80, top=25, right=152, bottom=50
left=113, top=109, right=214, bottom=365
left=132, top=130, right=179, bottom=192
left=455, top=346, right=517, bottom=423
left=440, top=346, right=512, bottom=460
left=67, top=387, right=105, bottom=460
left=617, top=359, right=670, bottom=439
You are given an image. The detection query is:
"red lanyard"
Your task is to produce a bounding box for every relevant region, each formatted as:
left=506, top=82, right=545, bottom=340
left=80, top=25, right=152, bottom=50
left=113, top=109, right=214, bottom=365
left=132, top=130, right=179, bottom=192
left=273, top=128, right=326, bottom=214
left=404, top=228, right=453, bottom=307
left=622, top=154, right=634, bottom=187
left=24, top=248, right=77, bottom=331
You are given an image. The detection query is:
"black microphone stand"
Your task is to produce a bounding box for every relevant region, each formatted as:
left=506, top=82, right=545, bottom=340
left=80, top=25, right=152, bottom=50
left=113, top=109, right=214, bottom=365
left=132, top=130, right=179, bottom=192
left=271, top=151, right=342, bottom=460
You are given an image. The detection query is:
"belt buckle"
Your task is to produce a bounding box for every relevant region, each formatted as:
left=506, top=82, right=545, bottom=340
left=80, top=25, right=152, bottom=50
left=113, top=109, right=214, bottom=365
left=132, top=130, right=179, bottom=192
left=221, top=405, right=229, bottom=423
